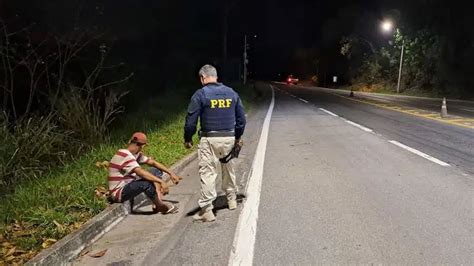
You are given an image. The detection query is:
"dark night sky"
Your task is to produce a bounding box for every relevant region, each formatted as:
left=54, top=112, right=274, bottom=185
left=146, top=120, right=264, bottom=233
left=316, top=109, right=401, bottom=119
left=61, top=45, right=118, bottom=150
left=226, top=0, right=381, bottom=79
left=3, top=0, right=472, bottom=84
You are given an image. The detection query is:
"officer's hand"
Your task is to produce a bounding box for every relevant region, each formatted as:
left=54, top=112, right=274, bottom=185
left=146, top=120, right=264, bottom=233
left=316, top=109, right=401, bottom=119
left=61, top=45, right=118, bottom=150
left=184, top=141, right=193, bottom=149
left=235, top=139, right=243, bottom=148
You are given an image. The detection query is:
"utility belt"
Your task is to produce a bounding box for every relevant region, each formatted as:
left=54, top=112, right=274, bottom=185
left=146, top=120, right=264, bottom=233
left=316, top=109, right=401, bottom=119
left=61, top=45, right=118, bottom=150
left=199, top=130, right=235, bottom=138
left=198, top=130, right=241, bottom=163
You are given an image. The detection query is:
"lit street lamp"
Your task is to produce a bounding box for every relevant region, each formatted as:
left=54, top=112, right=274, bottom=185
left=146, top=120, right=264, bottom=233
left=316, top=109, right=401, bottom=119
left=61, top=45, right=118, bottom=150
left=381, top=19, right=404, bottom=93
left=381, top=21, right=393, bottom=33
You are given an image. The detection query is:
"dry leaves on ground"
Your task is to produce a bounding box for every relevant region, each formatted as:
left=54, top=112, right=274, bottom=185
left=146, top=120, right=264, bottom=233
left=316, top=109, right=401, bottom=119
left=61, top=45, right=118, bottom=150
left=41, top=238, right=57, bottom=249
left=89, top=249, right=107, bottom=258
left=9, top=220, right=35, bottom=238
left=4, top=247, right=27, bottom=257
left=1, top=241, right=13, bottom=249
left=53, top=220, right=66, bottom=234
left=1, top=221, right=45, bottom=264
left=1, top=244, right=36, bottom=266
left=11, top=221, right=22, bottom=232
left=79, top=249, right=90, bottom=257
left=95, top=161, right=109, bottom=170
left=94, top=186, right=109, bottom=199
left=5, top=247, right=16, bottom=257
left=72, top=221, right=83, bottom=230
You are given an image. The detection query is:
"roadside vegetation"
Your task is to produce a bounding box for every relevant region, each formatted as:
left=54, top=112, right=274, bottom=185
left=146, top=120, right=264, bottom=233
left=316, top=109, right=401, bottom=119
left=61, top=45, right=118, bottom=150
left=283, top=4, right=473, bottom=100
left=338, top=20, right=474, bottom=100
left=339, top=30, right=450, bottom=98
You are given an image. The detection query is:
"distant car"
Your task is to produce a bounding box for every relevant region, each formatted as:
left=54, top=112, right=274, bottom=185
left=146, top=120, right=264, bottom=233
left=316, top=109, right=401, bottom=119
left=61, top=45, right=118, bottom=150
left=286, top=75, right=299, bottom=85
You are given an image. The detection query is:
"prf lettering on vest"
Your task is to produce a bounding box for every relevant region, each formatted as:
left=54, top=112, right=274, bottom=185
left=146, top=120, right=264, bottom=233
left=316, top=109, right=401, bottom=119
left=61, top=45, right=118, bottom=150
left=210, top=99, right=232, bottom=108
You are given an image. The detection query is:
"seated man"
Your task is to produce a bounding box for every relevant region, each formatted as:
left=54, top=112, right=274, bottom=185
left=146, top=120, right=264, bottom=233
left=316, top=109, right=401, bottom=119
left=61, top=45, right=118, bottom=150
left=108, top=132, right=182, bottom=214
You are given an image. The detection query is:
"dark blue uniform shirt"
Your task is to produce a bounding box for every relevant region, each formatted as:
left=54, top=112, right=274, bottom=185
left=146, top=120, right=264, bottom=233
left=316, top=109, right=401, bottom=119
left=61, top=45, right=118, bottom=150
left=184, top=83, right=246, bottom=142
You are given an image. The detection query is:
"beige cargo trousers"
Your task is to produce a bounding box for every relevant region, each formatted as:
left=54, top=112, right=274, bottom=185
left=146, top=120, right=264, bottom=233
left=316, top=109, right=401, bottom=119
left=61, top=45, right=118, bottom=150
left=198, top=136, right=237, bottom=211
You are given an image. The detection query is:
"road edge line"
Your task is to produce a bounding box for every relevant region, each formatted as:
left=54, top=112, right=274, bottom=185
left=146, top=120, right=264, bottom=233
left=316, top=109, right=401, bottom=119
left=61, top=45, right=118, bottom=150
left=228, top=84, right=275, bottom=266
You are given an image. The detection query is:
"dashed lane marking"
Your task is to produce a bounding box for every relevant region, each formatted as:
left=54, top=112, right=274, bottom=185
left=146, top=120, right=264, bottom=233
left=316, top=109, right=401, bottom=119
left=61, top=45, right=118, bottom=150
left=330, top=93, right=474, bottom=130
left=389, top=140, right=451, bottom=167
left=319, top=108, right=339, bottom=117
left=342, top=119, right=374, bottom=133
left=298, top=98, right=308, bottom=103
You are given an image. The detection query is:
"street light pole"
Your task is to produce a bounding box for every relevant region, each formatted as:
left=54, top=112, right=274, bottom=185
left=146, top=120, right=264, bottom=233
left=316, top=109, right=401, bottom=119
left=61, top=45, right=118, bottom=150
left=396, top=39, right=405, bottom=93
left=243, top=34, right=247, bottom=85
left=381, top=20, right=404, bottom=94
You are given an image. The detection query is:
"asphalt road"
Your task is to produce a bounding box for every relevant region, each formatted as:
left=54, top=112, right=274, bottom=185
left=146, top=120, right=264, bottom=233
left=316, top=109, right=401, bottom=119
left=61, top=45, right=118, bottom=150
left=74, top=82, right=473, bottom=265
left=254, top=84, right=472, bottom=264
left=353, top=91, right=474, bottom=118
left=281, top=84, right=474, bottom=175
left=303, top=86, right=474, bottom=118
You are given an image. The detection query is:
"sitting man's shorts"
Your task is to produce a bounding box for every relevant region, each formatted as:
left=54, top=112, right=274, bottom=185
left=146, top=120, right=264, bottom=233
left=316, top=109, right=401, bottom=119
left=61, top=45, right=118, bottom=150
left=119, top=168, right=163, bottom=203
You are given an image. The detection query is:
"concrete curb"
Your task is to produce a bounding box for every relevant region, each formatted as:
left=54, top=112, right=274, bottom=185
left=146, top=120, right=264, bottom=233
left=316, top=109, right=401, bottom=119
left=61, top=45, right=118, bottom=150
left=26, top=151, right=198, bottom=266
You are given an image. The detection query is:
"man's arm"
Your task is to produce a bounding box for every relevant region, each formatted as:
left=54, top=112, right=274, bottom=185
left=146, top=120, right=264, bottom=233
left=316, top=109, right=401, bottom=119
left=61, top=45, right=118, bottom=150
left=234, top=95, right=246, bottom=140
left=133, top=167, right=169, bottom=194
left=146, top=158, right=182, bottom=184
left=184, top=90, right=202, bottom=146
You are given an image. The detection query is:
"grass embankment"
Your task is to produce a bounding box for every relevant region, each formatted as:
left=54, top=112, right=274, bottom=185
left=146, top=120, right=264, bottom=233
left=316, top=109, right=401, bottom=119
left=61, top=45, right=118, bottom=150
left=0, top=82, right=263, bottom=264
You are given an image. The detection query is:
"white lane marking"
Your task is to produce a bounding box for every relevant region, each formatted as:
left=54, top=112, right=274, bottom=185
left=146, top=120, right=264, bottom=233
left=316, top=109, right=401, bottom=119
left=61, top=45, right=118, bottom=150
left=389, top=140, right=451, bottom=167
left=342, top=119, right=374, bottom=133
left=298, top=98, right=308, bottom=103
left=460, top=108, right=474, bottom=113
left=291, top=95, right=297, bottom=98
left=229, top=84, right=275, bottom=266
left=319, top=108, right=372, bottom=132
left=319, top=108, right=339, bottom=117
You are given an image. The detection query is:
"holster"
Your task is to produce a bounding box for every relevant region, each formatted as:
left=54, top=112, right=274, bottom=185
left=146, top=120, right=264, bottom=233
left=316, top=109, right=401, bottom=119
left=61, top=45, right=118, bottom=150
left=219, top=142, right=242, bottom=163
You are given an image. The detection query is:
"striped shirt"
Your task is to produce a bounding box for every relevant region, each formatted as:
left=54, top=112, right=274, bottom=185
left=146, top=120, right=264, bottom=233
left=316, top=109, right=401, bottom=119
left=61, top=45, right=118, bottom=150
left=108, top=149, right=149, bottom=202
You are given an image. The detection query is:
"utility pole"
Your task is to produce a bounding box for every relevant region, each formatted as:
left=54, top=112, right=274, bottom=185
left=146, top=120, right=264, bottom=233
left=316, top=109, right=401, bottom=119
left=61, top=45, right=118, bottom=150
left=243, top=34, right=248, bottom=85
left=380, top=20, right=404, bottom=94
left=396, top=40, right=405, bottom=94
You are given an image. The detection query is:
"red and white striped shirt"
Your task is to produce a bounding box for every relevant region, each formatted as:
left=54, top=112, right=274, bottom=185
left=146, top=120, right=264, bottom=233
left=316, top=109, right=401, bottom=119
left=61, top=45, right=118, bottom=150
left=108, top=149, right=149, bottom=202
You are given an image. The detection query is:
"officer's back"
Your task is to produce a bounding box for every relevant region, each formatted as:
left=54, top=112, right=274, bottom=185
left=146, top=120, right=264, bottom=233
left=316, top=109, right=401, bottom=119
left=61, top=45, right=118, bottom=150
left=184, top=66, right=245, bottom=143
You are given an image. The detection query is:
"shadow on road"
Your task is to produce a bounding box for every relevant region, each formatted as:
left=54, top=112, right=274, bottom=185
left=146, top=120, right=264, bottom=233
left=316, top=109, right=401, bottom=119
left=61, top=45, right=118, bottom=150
left=185, top=193, right=246, bottom=216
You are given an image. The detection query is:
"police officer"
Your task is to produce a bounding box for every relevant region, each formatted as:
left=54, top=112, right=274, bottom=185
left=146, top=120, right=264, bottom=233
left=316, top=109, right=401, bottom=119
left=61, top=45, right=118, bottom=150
left=184, top=64, right=246, bottom=222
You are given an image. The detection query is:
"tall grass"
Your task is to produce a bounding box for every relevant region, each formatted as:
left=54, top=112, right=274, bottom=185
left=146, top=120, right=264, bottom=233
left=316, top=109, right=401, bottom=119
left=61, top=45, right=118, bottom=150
left=0, top=85, right=128, bottom=192
left=0, top=112, right=72, bottom=188
left=56, top=86, right=128, bottom=146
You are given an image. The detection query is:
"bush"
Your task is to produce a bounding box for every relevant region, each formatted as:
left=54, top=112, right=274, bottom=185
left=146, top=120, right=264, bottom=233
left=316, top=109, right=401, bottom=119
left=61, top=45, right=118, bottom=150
left=56, top=86, right=128, bottom=148
left=354, top=59, right=382, bottom=86
left=0, top=112, right=71, bottom=188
